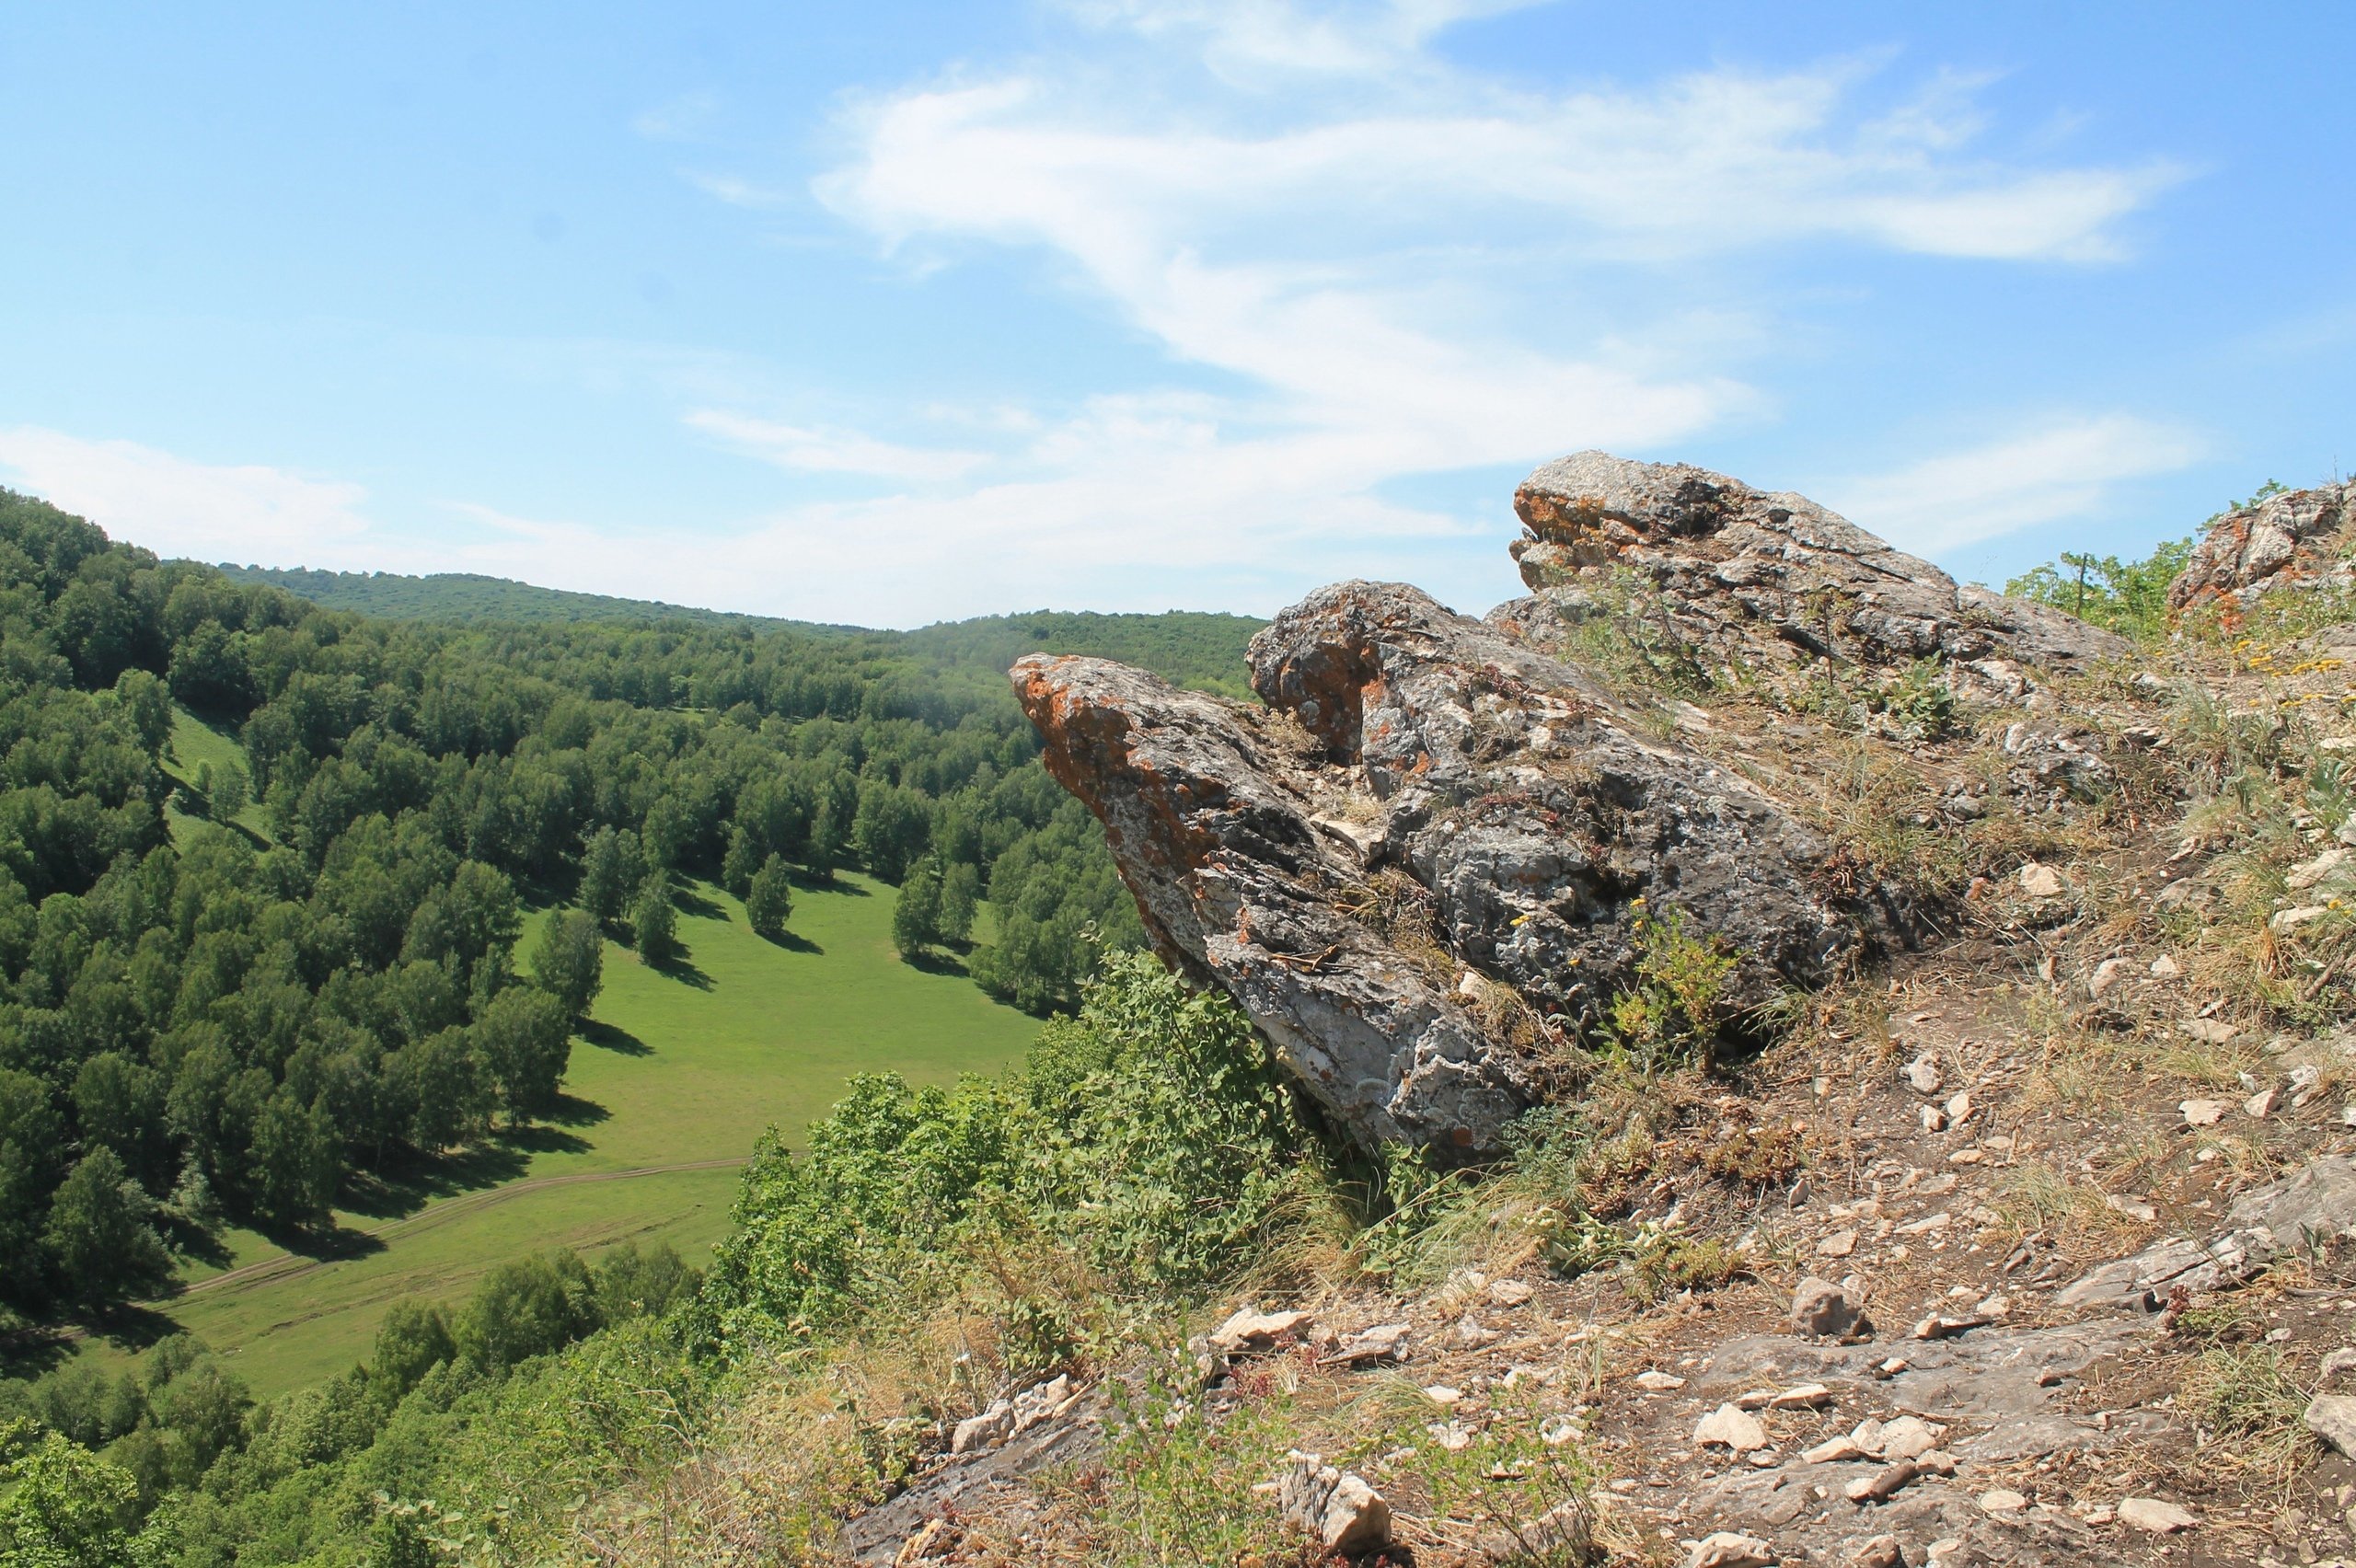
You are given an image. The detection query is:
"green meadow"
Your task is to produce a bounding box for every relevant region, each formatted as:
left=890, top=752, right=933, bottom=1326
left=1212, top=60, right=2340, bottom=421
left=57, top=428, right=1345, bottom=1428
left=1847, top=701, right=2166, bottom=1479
left=80, top=851, right=1039, bottom=1396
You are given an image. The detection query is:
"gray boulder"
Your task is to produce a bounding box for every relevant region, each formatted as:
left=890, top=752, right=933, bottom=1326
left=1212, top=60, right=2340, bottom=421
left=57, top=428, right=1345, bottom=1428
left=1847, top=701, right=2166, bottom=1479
left=1503, top=450, right=2128, bottom=681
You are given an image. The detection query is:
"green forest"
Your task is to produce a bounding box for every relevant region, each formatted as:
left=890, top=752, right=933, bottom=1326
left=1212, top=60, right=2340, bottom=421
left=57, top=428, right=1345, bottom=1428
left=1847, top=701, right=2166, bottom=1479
left=0, top=484, right=1269, bottom=1325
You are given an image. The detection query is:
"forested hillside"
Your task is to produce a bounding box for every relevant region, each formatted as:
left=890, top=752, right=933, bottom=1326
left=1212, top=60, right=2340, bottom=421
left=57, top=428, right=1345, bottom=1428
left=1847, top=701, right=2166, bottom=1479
left=220, top=565, right=1264, bottom=697
left=0, top=486, right=1243, bottom=1326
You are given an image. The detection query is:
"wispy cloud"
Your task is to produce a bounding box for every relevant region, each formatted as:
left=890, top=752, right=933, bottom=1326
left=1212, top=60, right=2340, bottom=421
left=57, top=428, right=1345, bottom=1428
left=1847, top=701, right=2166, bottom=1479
left=1819, top=414, right=2209, bottom=556
left=684, top=409, right=989, bottom=481
left=0, top=427, right=381, bottom=566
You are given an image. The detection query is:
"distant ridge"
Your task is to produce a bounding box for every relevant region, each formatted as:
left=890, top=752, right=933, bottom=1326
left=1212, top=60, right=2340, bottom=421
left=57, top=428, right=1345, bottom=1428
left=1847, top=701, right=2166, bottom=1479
left=217, top=564, right=1265, bottom=697
left=214, top=565, right=836, bottom=629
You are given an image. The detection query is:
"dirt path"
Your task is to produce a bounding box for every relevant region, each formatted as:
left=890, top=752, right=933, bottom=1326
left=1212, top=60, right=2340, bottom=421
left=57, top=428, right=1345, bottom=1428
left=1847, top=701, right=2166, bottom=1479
left=169, top=1156, right=750, bottom=1302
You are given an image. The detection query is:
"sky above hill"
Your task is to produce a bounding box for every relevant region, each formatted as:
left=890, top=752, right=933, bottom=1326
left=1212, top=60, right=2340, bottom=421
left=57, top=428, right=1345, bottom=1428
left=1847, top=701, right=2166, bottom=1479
left=3, top=2, right=2350, bottom=628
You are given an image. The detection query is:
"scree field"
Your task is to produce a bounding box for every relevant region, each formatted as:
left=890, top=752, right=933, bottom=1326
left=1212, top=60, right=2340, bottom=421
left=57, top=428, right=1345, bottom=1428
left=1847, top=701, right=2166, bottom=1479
left=88, top=744, right=1041, bottom=1393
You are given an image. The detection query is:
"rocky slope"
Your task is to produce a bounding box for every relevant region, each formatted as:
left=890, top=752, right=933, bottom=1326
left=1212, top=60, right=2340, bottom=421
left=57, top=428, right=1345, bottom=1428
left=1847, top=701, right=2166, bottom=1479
left=1015, top=452, right=2124, bottom=1164
left=824, top=450, right=2356, bottom=1568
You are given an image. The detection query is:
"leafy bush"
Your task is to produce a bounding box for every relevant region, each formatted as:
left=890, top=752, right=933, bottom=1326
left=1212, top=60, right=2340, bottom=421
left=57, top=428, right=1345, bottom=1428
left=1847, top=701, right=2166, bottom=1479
left=2004, top=536, right=2194, bottom=640
left=1606, top=900, right=1736, bottom=1070
left=702, top=951, right=1323, bottom=1349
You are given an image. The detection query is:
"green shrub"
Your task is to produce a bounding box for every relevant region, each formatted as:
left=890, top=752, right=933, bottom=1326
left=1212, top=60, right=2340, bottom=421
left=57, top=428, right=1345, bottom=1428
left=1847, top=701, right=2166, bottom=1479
left=701, top=951, right=1324, bottom=1350
left=1607, top=901, right=1735, bottom=1071
left=2005, top=536, right=2194, bottom=640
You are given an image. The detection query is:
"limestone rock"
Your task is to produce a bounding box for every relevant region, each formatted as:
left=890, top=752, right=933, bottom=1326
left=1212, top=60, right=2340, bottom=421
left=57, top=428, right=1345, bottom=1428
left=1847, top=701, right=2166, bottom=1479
left=2016, top=862, right=2066, bottom=899
left=1507, top=450, right=2124, bottom=676
left=1208, top=1307, right=1312, bottom=1355
left=950, top=1400, right=1013, bottom=1454
left=2304, top=1392, right=2356, bottom=1457
left=1017, top=574, right=1879, bottom=1158
left=2116, top=1496, right=2197, bottom=1534
left=1844, top=1461, right=1919, bottom=1503
left=1695, top=1403, right=1769, bottom=1451
left=1848, top=1538, right=1906, bottom=1568
left=1687, top=1531, right=1777, bottom=1568
left=1277, top=1452, right=1393, bottom=1554
left=2061, top=1154, right=2356, bottom=1308
left=1792, top=1276, right=1865, bottom=1339
left=2168, top=481, right=2352, bottom=608
left=1329, top=1322, right=1411, bottom=1364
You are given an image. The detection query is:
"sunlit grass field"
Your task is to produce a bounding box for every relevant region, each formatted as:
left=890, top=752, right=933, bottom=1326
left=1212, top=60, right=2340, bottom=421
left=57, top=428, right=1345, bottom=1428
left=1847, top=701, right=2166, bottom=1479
left=76, top=851, right=1038, bottom=1396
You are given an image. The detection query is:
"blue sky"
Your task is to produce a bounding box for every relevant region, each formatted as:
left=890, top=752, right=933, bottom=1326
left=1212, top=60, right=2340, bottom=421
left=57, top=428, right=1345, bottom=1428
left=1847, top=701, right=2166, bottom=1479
left=2, top=2, right=2350, bottom=628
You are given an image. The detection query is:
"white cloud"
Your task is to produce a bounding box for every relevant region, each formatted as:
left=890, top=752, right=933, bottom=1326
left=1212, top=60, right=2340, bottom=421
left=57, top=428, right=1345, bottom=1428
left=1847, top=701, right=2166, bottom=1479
left=1058, top=0, right=1545, bottom=78
left=684, top=409, right=990, bottom=481
left=1819, top=414, right=2209, bottom=556
left=0, top=427, right=383, bottom=566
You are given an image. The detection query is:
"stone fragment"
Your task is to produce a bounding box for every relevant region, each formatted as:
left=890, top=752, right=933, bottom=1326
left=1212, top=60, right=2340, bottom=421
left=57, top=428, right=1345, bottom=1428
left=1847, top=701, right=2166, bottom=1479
left=2180, top=1098, right=2226, bottom=1127
left=2304, top=1392, right=2356, bottom=1457
left=2320, top=1348, right=2356, bottom=1379
left=1770, top=1382, right=1833, bottom=1410
left=1277, top=1451, right=1393, bottom=1554
left=2247, top=1086, right=2281, bottom=1119
left=1793, top=1277, right=1865, bottom=1339
left=1455, top=1314, right=1501, bottom=1348
left=1845, top=1461, right=1920, bottom=1504
left=1635, top=1369, right=1687, bottom=1391
left=2116, top=1497, right=2197, bottom=1534
left=1877, top=1417, right=1944, bottom=1462
left=1328, top=1322, right=1412, bottom=1364
left=2290, top=847, right=2353, bottom=889
left=1819, top=1228, right=1858, bottom=1258
left=1695, top=1404, right=1769, bottom=1451
left=1918, top=1104, right=1946, bottom=1133
left=1944, top=1090, right=1973, bottom=1127
left=2104, top=1193, right=2157, bottom=1222
left=1803, top=1435, right=1867, bottom=1464
left=1208, top=1307, right=1313, bottom=1354
left=2088, top=956, right=2134, bottom=998
left=2181, top=1018, right=2236, bottom=1044
left=1979, top=1487, right=2028, bottom=1514
left=1487, top=1277, right=1534, bottom=1308
left=1687, top=1532, right=1777, bottom=1568
left=1905, top=1055, right=1944, bottom=1095
left=1848, top=1538, right=1906, bottom=1568
left=2018, top=862, right=2067, bottom=899
left=1011, top=1374, right=1077, bottom=1434
left=1423, top=1385, right=1462, bottom=1406
left=2151, top=954, right=2182, bottom=977
left=2272, top=905, right=2331, bottom=933
left=951, top=1400, right=1013, bottom=1454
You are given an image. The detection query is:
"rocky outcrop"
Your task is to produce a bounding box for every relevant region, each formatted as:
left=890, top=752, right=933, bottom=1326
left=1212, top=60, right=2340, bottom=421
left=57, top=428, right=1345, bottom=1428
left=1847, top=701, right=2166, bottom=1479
left=1503, top=451, right=2128, bottom=682
left=2167, top=480, right=2353, bottom=607
left=1017, top=451, right=2128, bottom=1162
left=1015, top=587, right=1875, bottom=1159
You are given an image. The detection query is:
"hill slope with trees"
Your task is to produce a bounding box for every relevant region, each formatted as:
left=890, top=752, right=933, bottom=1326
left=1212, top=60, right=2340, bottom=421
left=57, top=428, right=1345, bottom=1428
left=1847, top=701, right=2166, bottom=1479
left=0, top=487, right=1256, bottom=1328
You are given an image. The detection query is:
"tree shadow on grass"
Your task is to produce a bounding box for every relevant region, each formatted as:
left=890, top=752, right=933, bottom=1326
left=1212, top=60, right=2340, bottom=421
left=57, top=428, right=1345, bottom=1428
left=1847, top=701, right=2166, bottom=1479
left=794, top=869, right=866, bottom=895
left=675, top=886, right=728, bottom=920
left=492, top=1122, right=593, bottom=1159
left=0, top=1326, right=74, bottom=1381
left=756, top=928, right=822, bottom=954
left=537, top=1091, right=610, bottom=1130
left=649, top=951, right=714, bottom=990
left=339, top=1142, right=534, bottom=1222
left=580, top=1019, right=653, bottom=1056
left=900, top=949, right=972, bottom=979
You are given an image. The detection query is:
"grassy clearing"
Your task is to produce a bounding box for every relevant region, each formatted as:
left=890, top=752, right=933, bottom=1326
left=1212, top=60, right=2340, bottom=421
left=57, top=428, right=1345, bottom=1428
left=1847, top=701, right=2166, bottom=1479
left=158, top=704, right=270, bottom=842
left=75, top=870, right=1038, bottom=1396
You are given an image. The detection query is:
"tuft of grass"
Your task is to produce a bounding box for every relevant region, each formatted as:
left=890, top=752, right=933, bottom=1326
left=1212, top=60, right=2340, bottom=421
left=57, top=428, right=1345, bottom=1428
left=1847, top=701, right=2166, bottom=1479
left=2178, top=1343, right=2315, bottom=1482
